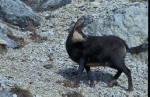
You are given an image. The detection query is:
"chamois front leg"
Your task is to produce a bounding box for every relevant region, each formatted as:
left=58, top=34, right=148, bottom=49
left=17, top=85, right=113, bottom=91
left=74, top=58, right=85, bottom=87
left=85, top=66, right=94, bottom=87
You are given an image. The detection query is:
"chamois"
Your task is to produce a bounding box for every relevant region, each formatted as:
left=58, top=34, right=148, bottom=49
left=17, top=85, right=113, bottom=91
left=65, top=17, right=133, bottom=91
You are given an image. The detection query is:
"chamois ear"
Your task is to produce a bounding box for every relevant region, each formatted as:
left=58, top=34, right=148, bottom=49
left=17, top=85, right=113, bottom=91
left=68, top=22, right=74, bottom=33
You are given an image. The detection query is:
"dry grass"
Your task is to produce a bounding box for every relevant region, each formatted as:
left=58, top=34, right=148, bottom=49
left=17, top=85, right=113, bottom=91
left=7, top=34, right=26, bottom=48
left=26, top=25, right=36, bottom=32
left=30, top=32, right=47, bottom=43
left=0, top=44, right=7, bottom=54
left=43, top=64, right=53, bottom=69
left=10, top=84, right=33, bottom=97
left=62, top=91, right=83, bottom=97
left=56, top=79, right=74, bottom=88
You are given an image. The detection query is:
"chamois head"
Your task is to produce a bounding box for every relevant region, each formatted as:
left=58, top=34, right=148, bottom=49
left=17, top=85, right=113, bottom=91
left=71, top=17, right=89, bottom=42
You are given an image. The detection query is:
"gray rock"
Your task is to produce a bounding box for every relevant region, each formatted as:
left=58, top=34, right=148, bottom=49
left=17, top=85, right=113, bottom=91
left=21, top=0, right=71, bottom=12
left=38, top=0, right=62, bottom=9
left=0, top=24, right=18, bottom=48
left=85, top=3, right=148, bottom=48
left=0, top=78, right=13, bottom=97
left=0, top=25, right=8, bottom=35
left=0, top=88, right=13, bottom=97
left=45, top=21, right=54, bottom=27
left=0, top=0, right=40, bottom=28
left=0, top=36, right=18, bottom=48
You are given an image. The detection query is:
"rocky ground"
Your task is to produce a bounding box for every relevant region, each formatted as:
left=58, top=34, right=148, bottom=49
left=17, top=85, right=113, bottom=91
left=0, top=0, right=148, bottom=97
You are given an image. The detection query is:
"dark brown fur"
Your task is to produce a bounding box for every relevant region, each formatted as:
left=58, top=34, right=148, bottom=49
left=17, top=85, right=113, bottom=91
left=65, top=17, right=133, bottom=91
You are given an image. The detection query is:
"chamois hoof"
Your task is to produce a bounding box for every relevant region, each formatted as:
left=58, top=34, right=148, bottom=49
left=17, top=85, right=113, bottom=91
left=74, top=82, right=80, bottom=88
left=89, top=82, right=95, bottom=87
left=72, top=71, right=78, bottom=75
left=127, top=86, right=133, bottom=92
left=108, top=80, right=118, bottom=87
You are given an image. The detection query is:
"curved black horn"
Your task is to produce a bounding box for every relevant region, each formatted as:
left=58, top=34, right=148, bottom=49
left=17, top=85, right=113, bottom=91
left=73, top=16, right=86, bottom=30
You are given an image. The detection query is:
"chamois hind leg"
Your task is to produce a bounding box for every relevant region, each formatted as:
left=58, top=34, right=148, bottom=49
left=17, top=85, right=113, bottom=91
left=122, top=64, right=133, bottom=92
left=112, top=59, right=133, bottom=91
left=108, top=70, right=122, bottom=87
left=85, top=66, right=94, bottom=87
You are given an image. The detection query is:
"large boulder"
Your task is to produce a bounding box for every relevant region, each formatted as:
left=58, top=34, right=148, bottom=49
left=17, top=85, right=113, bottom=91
left=85, top=2, right=148, bottom=51
left=0, top=0, right=40, bottom=28
left=21, top=0, right=71, bottom=12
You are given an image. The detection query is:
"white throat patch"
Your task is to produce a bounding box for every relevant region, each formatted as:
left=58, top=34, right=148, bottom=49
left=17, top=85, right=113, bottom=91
left=72, top=31, right=86, bottom=42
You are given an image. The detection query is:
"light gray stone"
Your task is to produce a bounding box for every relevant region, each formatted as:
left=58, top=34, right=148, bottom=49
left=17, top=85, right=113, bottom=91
left=27, top=0, right=72, bottom=11
left=0, top=0, right=40, bottom=27
left=0, top=24, right=18, bottom=48
left=0, top=25, right=8, bottom=35
left=85, top=2, right=148, bottom=48
left=0, top=36, right=18, bottom=48
left=0, top=88, right=13, bottom=97
left=45, top=21, right=54, bottom=27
